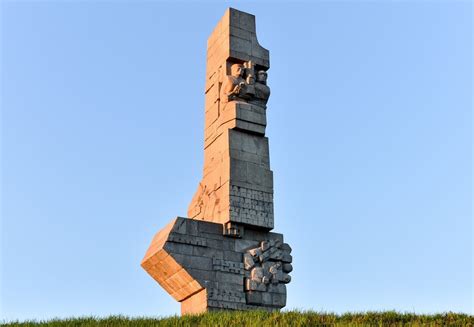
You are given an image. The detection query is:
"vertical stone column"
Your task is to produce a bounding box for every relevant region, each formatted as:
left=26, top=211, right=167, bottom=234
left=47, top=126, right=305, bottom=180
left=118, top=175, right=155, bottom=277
left=141, top=8, right=293, bottom=315
left=188, top=8, right=274, bottom=232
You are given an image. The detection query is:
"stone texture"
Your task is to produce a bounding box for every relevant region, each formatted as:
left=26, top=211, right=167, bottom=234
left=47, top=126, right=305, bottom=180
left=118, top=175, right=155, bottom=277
left=188, top=7, right=274, bottom=230
left=141, top=217, right=287, bottom=314
left=142, top=7, right=293, bottom=315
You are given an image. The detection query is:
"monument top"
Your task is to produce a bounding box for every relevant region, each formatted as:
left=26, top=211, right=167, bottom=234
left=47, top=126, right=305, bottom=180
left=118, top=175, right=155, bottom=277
left=205, top=8, right=269, bottom=91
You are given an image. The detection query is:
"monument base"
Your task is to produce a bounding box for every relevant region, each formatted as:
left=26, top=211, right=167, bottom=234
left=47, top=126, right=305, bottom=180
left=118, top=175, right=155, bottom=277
left=141, top=217, right=292, bottom=315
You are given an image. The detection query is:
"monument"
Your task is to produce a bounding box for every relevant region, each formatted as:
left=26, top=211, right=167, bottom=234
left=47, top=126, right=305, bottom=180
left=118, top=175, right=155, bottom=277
left=141, top=8, right=293, bottom=315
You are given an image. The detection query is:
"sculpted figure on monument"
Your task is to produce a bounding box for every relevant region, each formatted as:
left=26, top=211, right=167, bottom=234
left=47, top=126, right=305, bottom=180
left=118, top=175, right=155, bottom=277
left=222, top=63, right=271, bottom=108
left=223, top=63, right=248, bottom=102
left=250, top=70, right=271, bottom=108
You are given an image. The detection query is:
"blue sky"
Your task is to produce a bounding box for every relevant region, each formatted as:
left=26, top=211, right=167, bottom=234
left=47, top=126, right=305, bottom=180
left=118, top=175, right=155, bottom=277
left=1, top=0, right=472, bottom=321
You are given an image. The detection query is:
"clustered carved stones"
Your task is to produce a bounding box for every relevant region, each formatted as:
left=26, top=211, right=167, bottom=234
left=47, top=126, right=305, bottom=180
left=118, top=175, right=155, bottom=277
left=222, top=61, right=271, bottom=109
left=243, top=239, right=292, bottom=306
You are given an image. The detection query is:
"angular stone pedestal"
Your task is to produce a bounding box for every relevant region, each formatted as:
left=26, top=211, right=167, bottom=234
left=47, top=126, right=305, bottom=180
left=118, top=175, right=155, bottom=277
left=141, top=217, right=292, bottom=315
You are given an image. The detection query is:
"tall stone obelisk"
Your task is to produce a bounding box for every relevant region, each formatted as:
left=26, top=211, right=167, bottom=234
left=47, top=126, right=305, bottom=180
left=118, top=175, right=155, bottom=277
left=141, top=8, right=293, bottom=315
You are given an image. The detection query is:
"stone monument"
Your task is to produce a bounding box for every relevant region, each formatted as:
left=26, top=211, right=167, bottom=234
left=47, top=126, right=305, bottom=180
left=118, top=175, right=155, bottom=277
left=141, top=8, right=293, bottom=315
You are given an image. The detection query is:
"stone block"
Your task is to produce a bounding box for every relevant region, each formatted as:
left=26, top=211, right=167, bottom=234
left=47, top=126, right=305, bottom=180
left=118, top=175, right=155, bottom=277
left=267, top=283, right=286, bottom=294
left=231, top=180, right=273, bottom=194
left=182, top=255, right=213, bottom=271
left=228, top=8, right=256, bottom=33
left=168, top=233, right=208, bottom=247
left=242, top=230, right=283, bottom=243
left=245, top=278, right=266, bottom=292
left=171, top=217, right=188, bottom=235
left=243, top=253, right=255, bottom=270
left=272, top=293, right=286, bottom=307
left=230, top=149, right=270, bottom=167
left=233, top=120, right=266, bottom=135
left=181, top=288, right=208, bottom=315
left=223, top=250, right=242, bottom=262
left=212, top=258, right=244, bottom=274
left=213, top=281, right=244, bottom=293
left=198, top=221, right=222, bottom=234
left=236, top=106, right=266, bottom=126
left=229, top=129, right=269, bottom=156
left=246, top=291, right=262, bottom=305
left=205, top=238, right=224, bottom=250
left=192, top=246, right=224, bottom=259
left=251, top=40, right=270, bottom=61
left=230, top=158, right=248, bottom=183
left=229, top=26, right=251, bottom=40
left=216, top=271, right=244, bottom=285
left=208, top=287, right=246, bottom=303
left=199, top=231, right=228, bottom=241
left=141, top=221, right=207, bottom=302
left=231, top=36, right=251, bottom=55
left=163, top=242, right=194, bottom=256
left=222, top=239, right=235, bottom=251
left=262, top=292, right=272, bottom=305
left=185, top=219, right=199, bottom=235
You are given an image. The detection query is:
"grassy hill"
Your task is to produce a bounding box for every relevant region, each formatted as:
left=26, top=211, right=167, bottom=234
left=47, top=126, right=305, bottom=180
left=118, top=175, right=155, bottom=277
left=3, top=311, right=473, bottom=327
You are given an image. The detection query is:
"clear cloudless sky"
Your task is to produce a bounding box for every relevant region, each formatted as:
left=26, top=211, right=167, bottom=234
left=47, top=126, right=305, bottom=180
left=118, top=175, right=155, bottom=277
left=1, top=0, right=472, bottom=321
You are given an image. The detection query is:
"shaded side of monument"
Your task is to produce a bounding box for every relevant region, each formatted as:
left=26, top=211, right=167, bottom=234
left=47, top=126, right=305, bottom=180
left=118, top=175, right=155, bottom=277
left=141, top=8, right=293, bottom=315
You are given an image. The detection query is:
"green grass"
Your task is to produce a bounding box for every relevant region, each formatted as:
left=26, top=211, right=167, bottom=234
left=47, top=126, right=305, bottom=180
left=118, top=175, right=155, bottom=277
left=3, top=311, right=473, bottom=327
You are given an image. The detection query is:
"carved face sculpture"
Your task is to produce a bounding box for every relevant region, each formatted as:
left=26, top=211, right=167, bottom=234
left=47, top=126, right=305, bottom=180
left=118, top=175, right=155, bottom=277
left=257, top=70, right=267, bottom=84
left=231, top=64, right=244, bottom=78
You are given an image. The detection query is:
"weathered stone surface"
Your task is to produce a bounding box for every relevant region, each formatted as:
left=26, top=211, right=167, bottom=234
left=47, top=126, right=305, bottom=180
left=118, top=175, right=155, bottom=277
left=141, top=218, right=204, bottom=302
left=241, top=240, right=292, bottom=306
left=188, top=7, right=274, bottom=230
left=142, top=8, right=293, bottom=315
left=181, top=288, right=207, bottom=315
left=141, top=217, right=290, bottom=314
